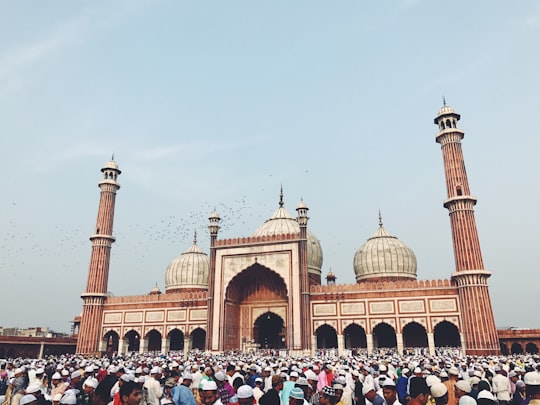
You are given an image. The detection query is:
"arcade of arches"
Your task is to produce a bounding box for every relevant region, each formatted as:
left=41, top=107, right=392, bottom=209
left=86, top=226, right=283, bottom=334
left=101, top=328, right=206, bottom=355
left=223, top=264, right=288, bottom=351
left=315, top=320, right=461, bottom=354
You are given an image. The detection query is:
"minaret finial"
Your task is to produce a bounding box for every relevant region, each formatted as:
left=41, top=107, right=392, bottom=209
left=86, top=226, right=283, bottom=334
left=442, top=96, right=446, bottom=106
left=111, top=153, right=115, bottom=161
left=279, top=184, right=284, bottom=207
left=193, top=229, right=197, bottom=244
left=378, top=209, right=383, bottom=227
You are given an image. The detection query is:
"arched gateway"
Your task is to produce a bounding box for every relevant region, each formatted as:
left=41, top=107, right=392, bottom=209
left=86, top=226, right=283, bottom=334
left=224, top=263, right=288, bottom=351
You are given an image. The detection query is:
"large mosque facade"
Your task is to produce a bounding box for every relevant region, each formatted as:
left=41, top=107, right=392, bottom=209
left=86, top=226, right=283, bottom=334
left=75, top=105, right=501, bottom=357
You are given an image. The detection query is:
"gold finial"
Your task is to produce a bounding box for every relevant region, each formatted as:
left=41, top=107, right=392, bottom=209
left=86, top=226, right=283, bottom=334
left=279, top=184, right=284, bottom=207
left=378, top=209, right=383, bottom=227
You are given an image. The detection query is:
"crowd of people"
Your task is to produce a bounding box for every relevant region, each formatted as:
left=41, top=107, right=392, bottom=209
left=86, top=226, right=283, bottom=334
left=1, top=350, right=540, bottom=405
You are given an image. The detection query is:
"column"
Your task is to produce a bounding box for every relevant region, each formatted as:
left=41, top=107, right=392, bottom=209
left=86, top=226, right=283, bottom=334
left=427, top=333, right=435, bottom=356
left=311, top=335, right=317, bottom=356
left=139, top=338, right=148, bottom=354
left=161, top=337, right=170, bottom=355
left=366, top=334, right=374, bottom=354
left=337, top=334, right=345, bottom=356
left=98, top=338, right=106, bottom=353
left=460, top=333, right=466, bottom=357
left=38, top=342, right=45, bottom=359
left=396, top=333, right=404, bottom=355
left=118, top=338, right=125, bottom=355
left=184, top=336, right=191, bottom=357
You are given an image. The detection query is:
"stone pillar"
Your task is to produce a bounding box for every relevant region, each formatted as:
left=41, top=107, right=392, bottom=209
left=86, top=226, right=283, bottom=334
left=98, top=338, right=106, bottom=352
left=161, top=337, right=170, bottom=355
left=366, top=334, right=374, bottom=354
left=38, top=342, right=45, bottom=359
left=396, top=333, right=404, bottom=355
left=460, top=333, right=466, bottom=357
left=337, top=334, right=345, bottom=356
left=118, top=338, right=125, bottom=355
left=311, top=335, right=317, bottom=356
left=184, top=336, right=191, bottom=356
left=427, top=333, right=435, bottom=355
left=139, top=338, right=148, bottom=354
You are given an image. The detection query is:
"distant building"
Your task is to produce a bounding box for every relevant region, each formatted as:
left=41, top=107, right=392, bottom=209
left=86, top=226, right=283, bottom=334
left=73, top=105, right=531, bottom=356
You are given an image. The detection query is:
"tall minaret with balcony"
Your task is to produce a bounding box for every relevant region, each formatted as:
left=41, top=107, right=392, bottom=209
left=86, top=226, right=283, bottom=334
left=434, top=104, right=499, bottom=355
left=76, top=159, right=121, bottom=354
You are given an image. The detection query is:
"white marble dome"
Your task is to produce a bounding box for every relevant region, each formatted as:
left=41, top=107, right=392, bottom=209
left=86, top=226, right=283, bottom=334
left=252, top=198, right=323, bottom=276
left=165, top=237, right=209, bottom=292
left=353, top=218, right=417, bottom=282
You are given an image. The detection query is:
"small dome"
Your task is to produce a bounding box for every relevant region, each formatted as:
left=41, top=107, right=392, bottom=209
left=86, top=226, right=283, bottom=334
left=102, top=159, right=120, bottom=171
left=437, top=105, right=455, bottom=116
left=353, top=218, right=417, bottom=282
left=149, top=285, right=162, bottom=295
left=165, top=236, right=209, bottom=292
left=252, top=196, right=323, bottom=275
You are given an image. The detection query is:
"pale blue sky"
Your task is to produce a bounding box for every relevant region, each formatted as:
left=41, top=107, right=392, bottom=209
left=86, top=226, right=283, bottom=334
left=1, top=1, right=539, bottom=333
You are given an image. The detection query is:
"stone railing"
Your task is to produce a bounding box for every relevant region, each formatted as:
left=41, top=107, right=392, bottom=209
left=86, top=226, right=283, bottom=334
left=310, top=279, right=453, bottom=293
left=105, top=291, right=207, bottom=304
left=216, top=233, right=300, bottom=247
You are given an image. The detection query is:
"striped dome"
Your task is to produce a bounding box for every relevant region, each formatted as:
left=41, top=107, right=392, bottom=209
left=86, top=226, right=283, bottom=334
left=353, top=219, right=417, bottom=282
left=165, top=237, right=209, bottom=292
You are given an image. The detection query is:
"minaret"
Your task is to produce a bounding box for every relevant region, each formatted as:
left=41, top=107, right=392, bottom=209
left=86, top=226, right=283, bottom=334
left=296, top=198, right=310, bottom=351
left=434, top=104, right=499, bottom=355
left=206, top=209, right=220, bottom=351
left=76, top=159, right=121, bottom=354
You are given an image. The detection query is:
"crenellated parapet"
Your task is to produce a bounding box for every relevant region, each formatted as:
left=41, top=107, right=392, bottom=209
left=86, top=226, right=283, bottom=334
left=105, top=290, right=207, bottom=304
left=310, top=279, right=453, bottom=293
left=216, top=232, right=300, bottom=247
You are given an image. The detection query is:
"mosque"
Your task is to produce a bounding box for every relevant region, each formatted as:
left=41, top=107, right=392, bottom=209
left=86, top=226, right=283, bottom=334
left=74, top=104, right=502, bottom=357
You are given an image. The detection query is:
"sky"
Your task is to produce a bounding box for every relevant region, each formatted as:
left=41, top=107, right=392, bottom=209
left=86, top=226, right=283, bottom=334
left=1, top=1, right=539, bottom=334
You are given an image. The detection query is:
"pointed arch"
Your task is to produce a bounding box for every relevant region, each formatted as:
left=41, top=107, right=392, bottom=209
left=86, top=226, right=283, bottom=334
left=526, top=343, right=538, bottom=354
left=191, top=328, right=206, bottom=350
left=511, top=343, right=524, bottom=354
left=373, top=322, right=397, bottom=348
left=124, top=329, right=140, bottom=352
left=253, top=312, right=285, bottom=348
left=433, top=321, right=460, bottom=347
left=343, top=323, right=367, bottom=349
left=316, top=324, right=338, bottom=349
left=103, top=330, right=119, bottom=354
left=168, top=329, right=184, bottom=351
left=402, top=322, right=428, bottom=348
left=225, top=263, right=288, bottom=303
left=145, top=329, right=162, bottom=352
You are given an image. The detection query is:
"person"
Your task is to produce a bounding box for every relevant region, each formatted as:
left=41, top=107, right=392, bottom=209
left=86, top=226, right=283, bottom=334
left=492, top=368, right=511, bottom=405
left=143, top=368, right=162, bottom=405
left=81, top=378, right=98, bottom=405
left=381, top=381, right=399, bottom=405
left=236, top=386, right=254, bottom=405
left=51, top=373, right=69, bottom=400
left=511, top=381, right=526, bottom=405
left=333, top=385, right=345, bottom=405
left=454, top=381, right=472, bottom=404
left=171, top=373, right=196, bottom=405
left=119, top=382, right=142, bottom=405
left=362, top=386, right=383, bottom=405
left=319, top=387, right=337, bottom=405
left=289, top=388, right=304, bottom=405
left=318, top=367, right=334, bottom=392
left=20, top=395, right=37, bottom=405
left=200, top=381, right=222, bottom=405
left=524, top=372, right=540, bottom=405
left=259, top=376, right=283, bottom=405
left=396, top=369, right=409, bottom=405
left=252, top=380, right=264, bottom=404
left=477, top=390, right=496, bottom=405
left=25, top=385, right=49, bottom=405
left=443, top=369, right=460, bottom=405
left=215, top=372, right=233, bottom=405
left=282, top=373, right=299, bottom=405
left=407, top=378, right=430, bottom=405
left=295, top=378, right=312, bottom=405
left=430, top=383, right=449, bottom=405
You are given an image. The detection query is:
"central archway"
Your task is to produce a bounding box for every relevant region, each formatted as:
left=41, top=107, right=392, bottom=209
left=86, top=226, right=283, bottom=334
left=373, top=323, right=397, bottom=349
left=223, top=263, right=288, bottom=350
left=254, top=312, right=285, bottom=348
